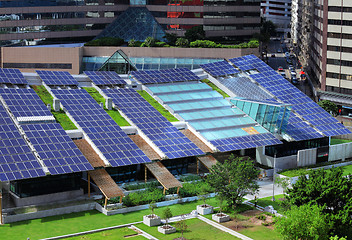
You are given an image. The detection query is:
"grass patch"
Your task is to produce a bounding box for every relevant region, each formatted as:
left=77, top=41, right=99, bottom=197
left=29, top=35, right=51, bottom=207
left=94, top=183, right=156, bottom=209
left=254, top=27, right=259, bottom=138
left=66, top=227, right=140, bottom=240
left=330, top=138, right=352, bottom=145
left=238, top=225, right=281, bottom=240
left=137, top=90, right=178, bottom=122
left=201, top=79, right=230, bottom=98
left=249, top=194, right=285, bottom=214
left=82, top=87, right=130, bottom=126
left=0, top=198, right=220, bottom=240
left=342, top=164, right=352, bottom=176
left=135, top=218, right=240, bottom=240
left=31, top=85, right=77, bottom=130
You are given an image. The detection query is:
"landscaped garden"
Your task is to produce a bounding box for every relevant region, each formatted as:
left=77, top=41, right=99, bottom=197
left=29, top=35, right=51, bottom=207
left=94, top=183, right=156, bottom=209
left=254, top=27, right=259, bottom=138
left=201, top=79, right=230, bottom=98
left=66, top=227, right=144, bottom=240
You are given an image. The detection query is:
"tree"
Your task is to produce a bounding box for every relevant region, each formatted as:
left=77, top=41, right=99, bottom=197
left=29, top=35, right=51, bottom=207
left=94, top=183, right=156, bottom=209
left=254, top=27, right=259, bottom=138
left=176, top=38, right=189, bottom=48
left=144, top=36, right=157, bottom=47
left=128, top=39, right=136, bottom=47
left=149, top=201, right=157, bottom=217
left=163, top=33, right=178, bottom=45
left=197, top=184, right=209, bottom=207
left=286, top=168, right=352, bottom=236
left=275, top=204, right=332, bottom=240
left=175, top=219, right=188, bottom=240
left=161, top=207, right=173, bottom=226
left=253, top=20, right=277, bottom=43
left=184, top=26, right=205, bottom=42
left=330, top=236, right=347, bottom=240
left=206, top=155, right=260, bottom=209
left=275, top=177, right=290, bottom=195
left=318, top=100, right=338, bottom=116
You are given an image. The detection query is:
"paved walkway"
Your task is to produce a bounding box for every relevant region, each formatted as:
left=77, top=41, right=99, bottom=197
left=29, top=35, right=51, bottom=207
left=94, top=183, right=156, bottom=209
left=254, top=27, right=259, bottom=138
left=129, top=225, right=159, bottom=240
left=197, top=215, right=254, bottom=240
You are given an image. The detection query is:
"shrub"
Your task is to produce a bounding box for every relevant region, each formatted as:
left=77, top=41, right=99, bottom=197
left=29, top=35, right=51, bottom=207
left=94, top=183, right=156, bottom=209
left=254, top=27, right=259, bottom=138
left=124, top=181, right=160, bottom=191
left=176, top=38, right=189, bottom=48
left=128, top=39, right=136, bottom=47
left=144, top=36, right=157, bottom=47
left=257, top=214, right=267, bottom=221
left=189, top=40, right=221, bottom=48
left=177, top=180, right=213, bottom=198
left=84, top=37, right=125, bottom=46
left=179, top=175, right=201, bottom=182
left=123, top=188, right=165, bottom=207
left=155, top=41, right=168, bottom=47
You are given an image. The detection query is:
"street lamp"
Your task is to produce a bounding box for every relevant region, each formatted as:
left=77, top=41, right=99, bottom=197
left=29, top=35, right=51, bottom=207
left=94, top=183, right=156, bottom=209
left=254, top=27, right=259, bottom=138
left=272, top=153, right=277, bottom=201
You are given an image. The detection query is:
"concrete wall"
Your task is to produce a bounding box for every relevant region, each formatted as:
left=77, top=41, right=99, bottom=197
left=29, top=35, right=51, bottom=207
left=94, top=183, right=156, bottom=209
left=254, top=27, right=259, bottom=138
left=328, top=142, right=352, bottom=162
left=256, top=147, right=297, bottom=170
left=297, top=148, right=317, bottom=167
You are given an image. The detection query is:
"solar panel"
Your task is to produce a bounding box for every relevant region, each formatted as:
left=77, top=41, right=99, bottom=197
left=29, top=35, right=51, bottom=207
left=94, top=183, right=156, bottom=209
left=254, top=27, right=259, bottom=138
left=0, top=103, right=46, bottom=182
left=0, top=88, right=52, bottom=118
left=210, top=133, right=282, bottom=152
left=84, top=71, right=126, bottom=86
left=229, top=55, right=351, bottom=138
left=51, top=88, right=151, bottom=167
left=36, top=70, right=79, bottom=86
left=200, top=60, right=239, bottom=77
left=103, top=88, right=204, bottom=159
left=0, top=68, right=28, bottom=85
left=132, top=68, right=200, bottom=84
left=22, top=123, right=94, bottom=175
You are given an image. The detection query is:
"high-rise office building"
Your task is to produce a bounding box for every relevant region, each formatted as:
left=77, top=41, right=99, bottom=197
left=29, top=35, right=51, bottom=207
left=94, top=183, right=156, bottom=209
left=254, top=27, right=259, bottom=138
left=261, top=0, right=292, bottom=33
left=0, top=0, right=262, bottom=45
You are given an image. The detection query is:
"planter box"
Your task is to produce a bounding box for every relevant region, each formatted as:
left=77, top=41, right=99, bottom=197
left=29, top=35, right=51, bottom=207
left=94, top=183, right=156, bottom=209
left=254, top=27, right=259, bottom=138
left=212, top=213, right=230, bottom=223
left=143, top=215, right=161, bottom=226
left=158, top=225, right=176, bottom=234
left=197, top=204, right=213, bottom=215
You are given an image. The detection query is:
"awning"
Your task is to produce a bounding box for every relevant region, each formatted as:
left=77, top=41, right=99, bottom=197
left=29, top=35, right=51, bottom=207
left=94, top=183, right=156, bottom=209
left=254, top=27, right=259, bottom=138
left=180, top=129, right=213, bottom=153
left=88, top=169, right=124, bottom=199
left=145, top=161, right=182, bottom=190
left=74, top=139, right=105, bottom=167
left=129, top=135, right=161, bottom=160
left=197, top=155, right=218, bottom=170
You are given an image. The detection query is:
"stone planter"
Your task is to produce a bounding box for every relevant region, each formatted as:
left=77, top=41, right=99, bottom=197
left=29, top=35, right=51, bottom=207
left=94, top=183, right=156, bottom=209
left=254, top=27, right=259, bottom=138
left=143, top=215, right=161, bottom=226
left=212, top=213, right=230, bottom=223
left=158, top=225, right=176, bottom=234
left=197, top=204, right=213, bottom=215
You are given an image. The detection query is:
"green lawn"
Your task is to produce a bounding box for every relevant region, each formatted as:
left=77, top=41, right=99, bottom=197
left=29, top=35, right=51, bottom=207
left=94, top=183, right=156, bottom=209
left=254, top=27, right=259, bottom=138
left=279, top=164, right=352, bottom=177
left=83, top=87, right=130, bottom=126
left=249, top=194, right=285, bottom=214
left=31, top=85, right=77, bottom=130
left=201, top=79, right=230, bottom=98
left=137, top=90, right=179, bottom=122
left=135, top=218, right=240, bottom=240
left=66, top=227, right=142, bottom=240
left=0, top=198, right=220, bottom=240
left=342, top=164, right=352, bottom=176
left=330, top=138, right=352, bottom=145
left=238, top=225, right=281, bottom=240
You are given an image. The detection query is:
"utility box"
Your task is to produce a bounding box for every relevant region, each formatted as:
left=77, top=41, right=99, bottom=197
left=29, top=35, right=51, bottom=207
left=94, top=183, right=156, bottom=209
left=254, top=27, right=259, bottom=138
left=106, top=97, right=112, bottom=110
left=53, top=98, right=60, bottom=112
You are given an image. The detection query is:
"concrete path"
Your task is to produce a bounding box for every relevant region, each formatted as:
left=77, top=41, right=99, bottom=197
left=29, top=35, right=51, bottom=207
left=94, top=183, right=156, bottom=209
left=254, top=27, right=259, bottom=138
left=197, top=215, right=254, bottom=240
left=245, top=179, right=284, bottom=200
left=129, top=225, right=159, bottom=240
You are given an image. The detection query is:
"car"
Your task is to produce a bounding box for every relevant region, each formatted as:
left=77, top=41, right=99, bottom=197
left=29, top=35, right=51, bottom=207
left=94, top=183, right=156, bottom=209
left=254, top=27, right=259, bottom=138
left=288, top=65, right=294, bottom=71
left=278, top=66, right=284, bottom=71
left=292, top=76, right=298, bottom=85
left=286, top=58, right=292, bottom=64
left=280, top=72, right=286, bottom=77
left=291, top=71, right=297, bottom=76
left=271, top=54, right=276, bottom=57
left=285, top=52, right=290, bottom=57
left=348, top=113, right=352, bottom=117
left=277, top=49, right=282, bottom=53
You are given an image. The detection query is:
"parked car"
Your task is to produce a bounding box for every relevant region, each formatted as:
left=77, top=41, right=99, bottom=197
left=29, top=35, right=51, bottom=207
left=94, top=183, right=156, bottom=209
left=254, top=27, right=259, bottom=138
left=280, top=72, right=286, bottom=78
left=285, top=52, right=290, bottom=58
left=278, top=66, right=284, bottom=71
left=292, top=76, right=298, bottom=85
left=271, top=54, right=276, bottom=57
left=277, top=49, right=282, bottom=53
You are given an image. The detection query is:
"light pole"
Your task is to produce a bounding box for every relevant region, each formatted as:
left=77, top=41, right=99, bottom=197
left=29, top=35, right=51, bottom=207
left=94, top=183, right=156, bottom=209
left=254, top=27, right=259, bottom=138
left=272, top=153, right=276, bottom=201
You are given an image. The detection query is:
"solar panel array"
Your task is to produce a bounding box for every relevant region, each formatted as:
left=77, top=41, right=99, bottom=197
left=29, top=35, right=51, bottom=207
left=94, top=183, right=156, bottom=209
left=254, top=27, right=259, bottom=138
left=218, top=75, right=273, bottom=100
left=210, top=133, right=282, bottom=152
left=103, top=88, right=204, bottom=158
left=132, top=68, right=200, bottom=84
left=285, top=113, right=323, bottom=141
left=0, top=68, right=28, bottom=85
left=36, top=70, right=79, bottom=86
left=51, top=89, right=151, bottom=167
left=200, top=60, right=239, bottom=77
left=84, top=71, right=126, bottom=86
left=22, top=123, right=94, bottom=175
left=0, top=104, right=46, bottom=181
left=229, top=55, right=350, bottom=138
left=0, top=88, right=52, bottom=118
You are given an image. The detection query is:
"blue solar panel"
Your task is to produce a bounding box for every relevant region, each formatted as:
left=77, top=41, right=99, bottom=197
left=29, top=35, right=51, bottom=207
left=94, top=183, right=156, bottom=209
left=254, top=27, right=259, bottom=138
left=229, top=55, right=351, bottom=138
left=22, top=123, right=94, bottom=175
left=0, top=104, right=46, bottom=182
left=0, top=68, right=28, bottom=84
left=103, top=88, right=204, bottom=158
left=84, top=71, right=126, bottom=86
left=36, top=70, right=79, bottom=86
left=200, top=60, right=239, bottom=77
left=51, top=89, right=151, bottom=167
left=210, top=133, right=282, bottom=152
left=0, top=88, right=52, bottom=118
left=132, top=68, right=200, bottom=84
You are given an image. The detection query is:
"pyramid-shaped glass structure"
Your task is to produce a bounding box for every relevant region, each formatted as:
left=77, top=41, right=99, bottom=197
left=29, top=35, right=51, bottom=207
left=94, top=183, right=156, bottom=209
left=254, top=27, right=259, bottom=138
left=95, top=7, right=166, bottom=42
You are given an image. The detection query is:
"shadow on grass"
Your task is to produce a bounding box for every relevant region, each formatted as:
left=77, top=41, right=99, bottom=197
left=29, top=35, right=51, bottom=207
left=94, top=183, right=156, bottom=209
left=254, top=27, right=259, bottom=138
left=9, top=220, right=32, bottom=227
left=40, top=211, right=91, bottom=223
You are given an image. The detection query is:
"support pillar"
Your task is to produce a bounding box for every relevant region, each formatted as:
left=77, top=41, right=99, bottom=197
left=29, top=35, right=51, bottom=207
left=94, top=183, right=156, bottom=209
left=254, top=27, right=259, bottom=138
left=145, top=166, right=147, bottom=183
left=197, top=159, right=199, bottom=175
left=177, top=187, right=180, bottom=195
left=88, top=173, right=91, bottom=198
left=104, top=197, right=108, bottom=209
left=0, top=193, right=2, bottom=225
left=120, top=196, right=123, bottom=204
left=163, top=187, right=166, bottom=195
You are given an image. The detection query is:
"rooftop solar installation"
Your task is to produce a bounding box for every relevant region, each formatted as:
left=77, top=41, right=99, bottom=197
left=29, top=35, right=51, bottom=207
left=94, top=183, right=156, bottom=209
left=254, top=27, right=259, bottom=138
left=22, top=123, right=94, bottom=175
left=51, top=89, right=151, bottom=167
left=0, top=68, right=28, bottom=85
left=285, top=114, right=324, bottom=141
left=36, top=70, right=79, bottom=86
left=84, top=71, right=126, bottom=86
left=103, top=88, right=204, bottom=158
left=229, top=55, right=351, bottom=138
left=200, top=60, right=239, bottom=77
left=0, top=88, right=52, bottom=118
left=0, top=104, right=46, bottom=182
left=131, top=68, right=200, bottom=84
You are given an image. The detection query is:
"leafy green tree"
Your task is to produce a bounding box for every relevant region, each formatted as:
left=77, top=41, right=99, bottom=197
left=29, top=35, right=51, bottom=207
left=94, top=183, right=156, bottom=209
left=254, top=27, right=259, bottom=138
left=206, top=155, right=259, bottom=209
left=175, top=219, right=188, bottom=239
left=149, top=201, right=157, bottom=217
left=176, top=38, right=189, bottom=48
left=275, top=177, right=290, bottom=195
left=275, top=204, right=332, bottom=240
left=163, top=33, right=178, bottom=45
left=286, top=168, right=352, bottom=236
left=330, top=236, right=347, bottom=240
left=253, top=20, right=277, bottom=43
left=184, top=25, right=205, bottom=42
left=144, top=37, right=157, bottom=47
left=318, top=100, right=338, bottom=116
left=161, top=207, right=173, bottom=226
left=128, top=39, right=136, bottom=47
